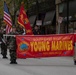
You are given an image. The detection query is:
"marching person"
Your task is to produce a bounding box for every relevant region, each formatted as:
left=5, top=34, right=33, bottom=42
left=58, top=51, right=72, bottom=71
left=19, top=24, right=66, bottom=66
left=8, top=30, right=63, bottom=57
left=0, top=28, right=7, bottom=58
left=7, top=26, right=19, bottom=64
left=17, top=26, right=24, bottom=35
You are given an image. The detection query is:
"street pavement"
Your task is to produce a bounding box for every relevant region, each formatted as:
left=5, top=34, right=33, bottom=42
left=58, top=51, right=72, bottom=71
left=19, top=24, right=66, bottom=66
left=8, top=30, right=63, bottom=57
left=0, top=51, right=76, bottom=75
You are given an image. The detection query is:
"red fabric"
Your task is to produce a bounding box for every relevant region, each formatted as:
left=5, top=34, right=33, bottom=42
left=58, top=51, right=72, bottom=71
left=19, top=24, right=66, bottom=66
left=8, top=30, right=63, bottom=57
left=16, top=34, right=74, bottom=58
left=18, top=3, right=33, bottom=35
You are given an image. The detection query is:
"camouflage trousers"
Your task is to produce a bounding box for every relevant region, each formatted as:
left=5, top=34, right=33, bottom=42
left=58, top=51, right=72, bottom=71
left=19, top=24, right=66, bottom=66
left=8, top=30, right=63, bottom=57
left=1, top=43, right=7, bottom=58
left=9, top=50, right=17, bottom=62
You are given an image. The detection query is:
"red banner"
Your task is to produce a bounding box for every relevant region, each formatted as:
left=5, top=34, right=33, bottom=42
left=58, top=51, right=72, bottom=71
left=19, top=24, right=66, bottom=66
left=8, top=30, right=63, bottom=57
left=16, top=34, right=74, bottom=58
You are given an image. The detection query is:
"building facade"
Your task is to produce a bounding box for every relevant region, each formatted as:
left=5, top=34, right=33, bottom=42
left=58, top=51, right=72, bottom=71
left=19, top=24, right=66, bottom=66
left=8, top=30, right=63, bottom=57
left=56, top=0, right=76, bottom=33
left=28, top=0, right=56, bottom=34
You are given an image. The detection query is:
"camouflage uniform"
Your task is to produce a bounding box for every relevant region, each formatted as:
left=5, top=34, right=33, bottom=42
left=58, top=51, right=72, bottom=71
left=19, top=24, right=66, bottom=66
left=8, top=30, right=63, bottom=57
left=74, top=42, right=76, bottom=65
left=74, top=29, right=76, bottom=65
left=7, top=29, right=18, bottom=64
left=1, top=41, right=7, bottom=58
left=16, top=27, right=24, bottom=35
left=0, top=32, right=7, bottom=58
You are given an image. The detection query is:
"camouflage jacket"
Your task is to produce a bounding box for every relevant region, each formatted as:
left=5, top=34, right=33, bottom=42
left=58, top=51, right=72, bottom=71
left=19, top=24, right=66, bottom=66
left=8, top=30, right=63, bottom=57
left=7, top=32, right=18, bottom=50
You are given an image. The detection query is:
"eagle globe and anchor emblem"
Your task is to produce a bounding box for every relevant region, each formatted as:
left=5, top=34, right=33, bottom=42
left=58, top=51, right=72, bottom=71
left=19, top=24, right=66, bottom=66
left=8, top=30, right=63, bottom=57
left=19, top=42, right=29, bottom=52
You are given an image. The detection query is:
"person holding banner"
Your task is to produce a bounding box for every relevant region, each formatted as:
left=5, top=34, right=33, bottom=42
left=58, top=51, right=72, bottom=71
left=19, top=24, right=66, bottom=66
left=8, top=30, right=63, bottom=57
left=7, top=26, right=18, bottom=64
left=17, top=26, right=24, bottom=35
left=74, top=29, right=76, bottom=65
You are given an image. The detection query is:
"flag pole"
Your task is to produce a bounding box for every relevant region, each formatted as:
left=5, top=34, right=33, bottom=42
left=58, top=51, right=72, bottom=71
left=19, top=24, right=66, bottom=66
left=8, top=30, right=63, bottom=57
left=13, top=0, right=16, bottom=25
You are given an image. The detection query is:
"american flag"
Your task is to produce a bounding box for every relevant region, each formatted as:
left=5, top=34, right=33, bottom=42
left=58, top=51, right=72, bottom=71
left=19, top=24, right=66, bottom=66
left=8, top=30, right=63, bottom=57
left=3, top=1, right=12, bottom=34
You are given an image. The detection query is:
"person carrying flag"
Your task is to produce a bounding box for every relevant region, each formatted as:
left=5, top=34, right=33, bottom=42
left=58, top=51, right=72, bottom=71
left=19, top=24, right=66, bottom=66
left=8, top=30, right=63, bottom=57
left=7, top=26, right=19, bottom=64
left=3, top=1, right=18, bottom=64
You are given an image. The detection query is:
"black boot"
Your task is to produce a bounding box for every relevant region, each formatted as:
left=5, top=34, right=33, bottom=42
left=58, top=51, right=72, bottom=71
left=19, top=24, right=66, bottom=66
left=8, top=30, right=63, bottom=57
left=10, top=59, right=17, bottom=64
left=10, top=61, right=17, bottom=64
left=2, top=54, right=8, bottom=59
left=3, top=56, right=8, bottom=59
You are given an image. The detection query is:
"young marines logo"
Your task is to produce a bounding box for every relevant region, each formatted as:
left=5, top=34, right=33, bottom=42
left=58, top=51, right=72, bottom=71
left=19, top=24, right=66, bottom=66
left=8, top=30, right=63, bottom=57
left=18, top=42, right=29, bottom=53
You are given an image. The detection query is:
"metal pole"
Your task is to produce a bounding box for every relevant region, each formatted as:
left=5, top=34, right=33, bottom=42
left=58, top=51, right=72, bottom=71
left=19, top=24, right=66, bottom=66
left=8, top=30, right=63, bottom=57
left=36, top=0, right=39, bottom=19
left=66, top=0, right=69, bottom=33
left=58, top=23, right=60, bottom=34
left=14, top=0, right=15, bottom=25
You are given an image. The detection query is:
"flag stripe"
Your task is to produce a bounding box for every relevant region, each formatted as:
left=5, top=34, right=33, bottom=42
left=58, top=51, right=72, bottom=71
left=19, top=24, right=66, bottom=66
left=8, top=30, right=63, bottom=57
left=4, top=11, right=10, bottom=18
left=4, top=18, right=12, bottom=26
left=4, top=12, right=12, bottom=26
left=4, top=12, right=12, bottom=22
left=4, top=15, right=12, bottom=24
left=6, top=25, right=12, bottom=34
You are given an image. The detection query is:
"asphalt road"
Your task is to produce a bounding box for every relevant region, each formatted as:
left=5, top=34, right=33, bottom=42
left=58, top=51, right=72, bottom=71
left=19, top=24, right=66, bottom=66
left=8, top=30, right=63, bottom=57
left=0, top=51, right=76, bottom=75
